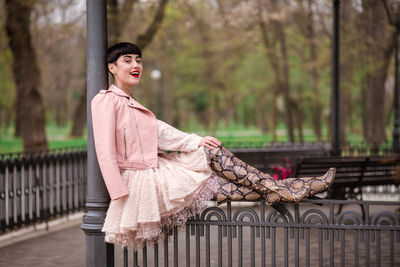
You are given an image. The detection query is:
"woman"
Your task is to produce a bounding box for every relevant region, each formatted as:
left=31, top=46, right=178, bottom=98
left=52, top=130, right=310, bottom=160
left=91, top=42, right=335, bottom=249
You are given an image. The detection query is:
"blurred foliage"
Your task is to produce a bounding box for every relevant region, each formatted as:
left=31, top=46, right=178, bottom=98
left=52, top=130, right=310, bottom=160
left=0, top=0, right=398, bottom=152
left=0, top=5, right=16, bottom=128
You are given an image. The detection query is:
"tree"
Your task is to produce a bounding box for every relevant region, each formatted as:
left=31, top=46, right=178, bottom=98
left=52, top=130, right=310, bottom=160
left=107, top=0, right=168, bottom=48
left=338, top=0, right=356, bottom=144
left=182, top=1, right=220, bottom=131
left=70, top=80, right=87, bottom=137
left=359, top=0, right=397, bottom=145
left=294, top=0, right=323, bottom=141
left=5, top=0, right=48, bottom=151
left=256, top=0, right=296, bottom=142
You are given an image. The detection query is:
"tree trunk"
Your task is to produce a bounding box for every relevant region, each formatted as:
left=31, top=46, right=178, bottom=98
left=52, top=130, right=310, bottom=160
left=14, top=102, right=21, bottom=137
left=70, top=85, right=87, bottom=137
left=271, top=88, right=279, bottom=142
left=361, top=76, right=369, bottom=140
left=107, top=0, right=121, bottom=45
left=256, top=0, right=295, bottom=141
left=360, top=0, right=395, bottom=145
left=307, top=0, right=322, bottom=141
left=256, top=92, right=269, bottom=133
left=5, top=0, right=48, bottom=152
left=296, top=108, right=304, bottom=143
left=338, top=0, right=356, bottom=145
left=294, top=88, right=304, bottom=142
left=277, top=21, right=295, bottom=142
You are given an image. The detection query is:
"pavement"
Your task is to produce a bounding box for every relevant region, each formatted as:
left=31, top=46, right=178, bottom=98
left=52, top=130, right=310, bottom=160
left=0, top=216, right=85, bottom=267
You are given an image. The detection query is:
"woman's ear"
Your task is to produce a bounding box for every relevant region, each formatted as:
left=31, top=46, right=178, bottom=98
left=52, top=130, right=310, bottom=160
left=108, top=63, right=115, bottom=74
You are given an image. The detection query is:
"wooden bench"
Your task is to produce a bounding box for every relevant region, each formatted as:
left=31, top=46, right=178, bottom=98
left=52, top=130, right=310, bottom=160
left=294, top=155, right=400, bottom=200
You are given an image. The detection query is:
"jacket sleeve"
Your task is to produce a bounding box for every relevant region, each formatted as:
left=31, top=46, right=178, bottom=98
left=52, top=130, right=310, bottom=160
left=91, top=94, right=129, bottom=200
left=157, top=119, right=203, bottom=152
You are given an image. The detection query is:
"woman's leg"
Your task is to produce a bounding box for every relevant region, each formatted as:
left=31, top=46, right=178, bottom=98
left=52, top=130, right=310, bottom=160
left=206, top=146, right=335, bottom=204
left=216, top=176, right=262, bottom=204
left=216, top=176, right=291, bottom=215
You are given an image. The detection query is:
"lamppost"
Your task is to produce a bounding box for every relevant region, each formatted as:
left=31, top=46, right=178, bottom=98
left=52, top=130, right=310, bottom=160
left=393, top=12, right=400, bottom=154
left=82, top=1, right=114, bottom=266
left=151, top=67, right=163, bottom=119
left=331, top=0, right=341, bottom=156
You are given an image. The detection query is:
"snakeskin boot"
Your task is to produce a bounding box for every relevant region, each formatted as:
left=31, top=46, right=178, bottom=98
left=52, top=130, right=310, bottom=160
left=216, top=176, right=291, bottom=215
left=216, top=176, right=262, bottom=204
left=205, top=146, right=335, bottom=205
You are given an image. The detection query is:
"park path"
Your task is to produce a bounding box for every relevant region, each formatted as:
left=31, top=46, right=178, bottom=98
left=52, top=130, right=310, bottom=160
left=0, top=220, right=85, bottom=267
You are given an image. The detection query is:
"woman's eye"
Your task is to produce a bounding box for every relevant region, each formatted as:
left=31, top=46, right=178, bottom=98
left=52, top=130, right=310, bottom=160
left=136, top=60, right=141, bottom=64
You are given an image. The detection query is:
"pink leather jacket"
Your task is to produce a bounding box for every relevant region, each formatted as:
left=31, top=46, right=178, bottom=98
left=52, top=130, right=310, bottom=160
left=91, top=85, right=159, bottom=200
left=91, top=85, right=203, bottom=200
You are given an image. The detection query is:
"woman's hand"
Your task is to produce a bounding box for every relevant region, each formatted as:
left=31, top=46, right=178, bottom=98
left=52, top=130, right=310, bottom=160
left=198, top=136, right=222, bottom=149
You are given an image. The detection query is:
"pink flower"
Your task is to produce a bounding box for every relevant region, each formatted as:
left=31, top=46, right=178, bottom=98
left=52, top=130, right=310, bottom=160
left=270, top=158, right=294, bottom=180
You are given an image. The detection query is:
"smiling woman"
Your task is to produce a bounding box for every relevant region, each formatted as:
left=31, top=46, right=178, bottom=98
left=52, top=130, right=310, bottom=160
left=91, top=42, right=335, bottom=249
left=107, top=43, right=143, bottom=93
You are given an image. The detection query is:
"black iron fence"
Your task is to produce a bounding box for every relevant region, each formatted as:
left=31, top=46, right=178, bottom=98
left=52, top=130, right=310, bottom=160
left=0, top=149, right=87, bottom=233
left=121, top=199, right=400, bottom=267
left=1, top=148, right=399, bottom=266
left=222, top=141, right=330, bottom=151
left=340, top=141, right=395, bottom=156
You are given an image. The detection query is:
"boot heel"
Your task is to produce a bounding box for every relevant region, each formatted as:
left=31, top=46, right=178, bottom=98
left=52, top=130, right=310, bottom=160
left=271, top=203, right=290, bottom=216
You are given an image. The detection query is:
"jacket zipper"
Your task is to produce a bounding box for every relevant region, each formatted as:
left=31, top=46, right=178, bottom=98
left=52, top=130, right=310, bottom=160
left=129, top=108, right=145, bottom=163
left=123, top=128, right=127, bottom=160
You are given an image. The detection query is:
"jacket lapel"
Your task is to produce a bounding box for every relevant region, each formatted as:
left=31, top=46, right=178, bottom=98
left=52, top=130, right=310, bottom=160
left=128, top=100, right=151, bottom=112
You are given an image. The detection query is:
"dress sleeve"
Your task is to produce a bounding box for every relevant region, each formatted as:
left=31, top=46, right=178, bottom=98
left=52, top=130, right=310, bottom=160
left=91, top=94, right=129, bottom=200
left=157, top=119, right=203, bottom=152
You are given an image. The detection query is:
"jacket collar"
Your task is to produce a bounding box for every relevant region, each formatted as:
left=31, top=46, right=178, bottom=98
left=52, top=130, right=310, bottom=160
left=109, top=84, right=131, bottom=98
left=108, top=84, right=151, bottom=112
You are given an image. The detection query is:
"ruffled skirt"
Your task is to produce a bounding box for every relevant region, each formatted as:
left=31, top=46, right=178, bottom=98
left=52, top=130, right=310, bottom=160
left=102, top=148, right=219, bottom=249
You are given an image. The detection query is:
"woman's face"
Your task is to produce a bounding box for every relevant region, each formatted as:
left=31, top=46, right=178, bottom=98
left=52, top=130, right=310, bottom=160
left=108, top=54, right=143, bottom=89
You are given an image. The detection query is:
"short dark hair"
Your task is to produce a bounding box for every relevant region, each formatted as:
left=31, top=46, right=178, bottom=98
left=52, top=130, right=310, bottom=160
left=106, top=42, right=142, bottom=64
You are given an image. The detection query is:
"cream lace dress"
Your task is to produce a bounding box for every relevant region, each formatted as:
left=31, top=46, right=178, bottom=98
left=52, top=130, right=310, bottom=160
left=102, top=120, right=219, bottom=249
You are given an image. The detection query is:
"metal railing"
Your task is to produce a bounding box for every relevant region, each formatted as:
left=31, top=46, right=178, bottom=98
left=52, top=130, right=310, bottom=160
left=1, top=147, right=399, bottom=266
left=0, top=146, right=86, bottom=160
left=340, top=141, right=395, bottom=156
left=0, top=149, right=87, bottom=233
left=224, top=140, right=396, bottom=156
left=122, top=199, right=400, bottom=267
left=222, top=141, right=330, bottom=150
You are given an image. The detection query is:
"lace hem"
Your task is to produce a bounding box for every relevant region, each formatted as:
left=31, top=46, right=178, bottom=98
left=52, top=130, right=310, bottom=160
left=104, top=174, right=219, bottom=249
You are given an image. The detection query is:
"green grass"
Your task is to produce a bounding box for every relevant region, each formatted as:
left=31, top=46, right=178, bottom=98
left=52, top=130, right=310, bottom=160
left=0, top=123, right=370, bottom=154
left=0, top=125, right=87, bottom=154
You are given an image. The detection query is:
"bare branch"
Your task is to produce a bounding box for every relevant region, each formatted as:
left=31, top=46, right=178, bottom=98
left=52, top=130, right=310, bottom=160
left=382, top=0, right=395, bottom=26
left=108, top=0, right=138, bottom=45
left=136, top=0, right=169, bottom=50
left=119, top=0, right=137, bottom=29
